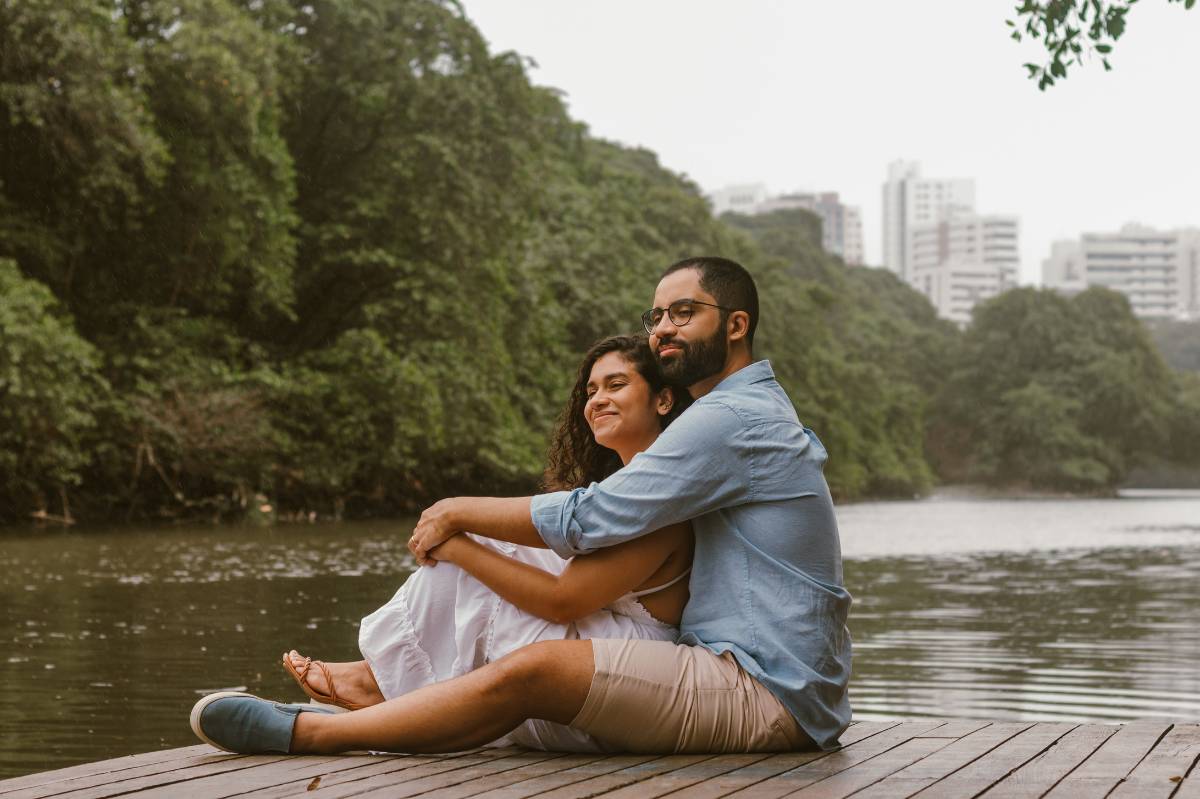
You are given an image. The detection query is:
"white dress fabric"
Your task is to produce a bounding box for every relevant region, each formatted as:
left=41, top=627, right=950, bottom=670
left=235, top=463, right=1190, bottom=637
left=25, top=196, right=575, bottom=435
left=358, top=534, right=683, bottom=752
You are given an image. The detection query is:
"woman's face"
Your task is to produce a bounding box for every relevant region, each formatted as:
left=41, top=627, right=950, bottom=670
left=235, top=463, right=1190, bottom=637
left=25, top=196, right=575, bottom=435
left=584, top=351, right=670, bottom=459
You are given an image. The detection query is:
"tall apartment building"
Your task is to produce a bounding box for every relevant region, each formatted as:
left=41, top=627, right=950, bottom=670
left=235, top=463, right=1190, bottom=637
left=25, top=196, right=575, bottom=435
left=706, top=185, right=864, bottom=265
left=756, top=192, right=864, bottom=265
left=881, top=160, right=975, bottom=280
left=1042, top=223, right=1200, bottom=319
left=909, top=214, right=1021, bottom=325
left=707, top=184, right=769, bottom=216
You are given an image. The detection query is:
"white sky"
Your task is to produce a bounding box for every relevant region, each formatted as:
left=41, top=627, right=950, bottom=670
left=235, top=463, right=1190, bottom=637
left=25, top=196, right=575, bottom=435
left=458, top=0, right=1200, bottom=284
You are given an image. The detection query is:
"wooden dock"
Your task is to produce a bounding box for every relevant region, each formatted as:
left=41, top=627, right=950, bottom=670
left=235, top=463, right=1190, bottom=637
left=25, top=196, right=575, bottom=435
left=1, top=720, right=1197, bottom=798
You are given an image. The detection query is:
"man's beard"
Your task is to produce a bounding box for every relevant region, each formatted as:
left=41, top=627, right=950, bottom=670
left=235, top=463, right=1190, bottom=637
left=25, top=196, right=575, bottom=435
left=658, top=326, right=728, bottom=386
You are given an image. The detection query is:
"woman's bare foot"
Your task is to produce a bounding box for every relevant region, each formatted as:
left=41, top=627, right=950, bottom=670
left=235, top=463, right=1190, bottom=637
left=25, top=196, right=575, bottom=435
left=283, top=650, right=386, bottom=709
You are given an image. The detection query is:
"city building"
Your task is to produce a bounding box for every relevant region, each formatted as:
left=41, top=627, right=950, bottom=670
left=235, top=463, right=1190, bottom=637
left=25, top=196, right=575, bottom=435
left=1042, top=223, right=1200, bottom=319
left=706, top=185, right=864, bottom=265
left=909, top=214, right=1021, bottom=325
left=755, top=192, right=864, bottom=265
left=707, top=184, right=769, bottom=216
left=881, top=160, right=975, bottom=280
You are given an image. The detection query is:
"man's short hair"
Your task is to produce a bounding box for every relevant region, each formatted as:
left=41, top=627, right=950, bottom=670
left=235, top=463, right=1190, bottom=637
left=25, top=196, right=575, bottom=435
left=661, top=256, right=759, bottom=347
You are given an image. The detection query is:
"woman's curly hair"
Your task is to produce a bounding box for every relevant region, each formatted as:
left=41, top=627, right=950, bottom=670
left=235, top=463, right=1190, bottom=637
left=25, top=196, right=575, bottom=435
left=542, top=334, right=692, bottom=491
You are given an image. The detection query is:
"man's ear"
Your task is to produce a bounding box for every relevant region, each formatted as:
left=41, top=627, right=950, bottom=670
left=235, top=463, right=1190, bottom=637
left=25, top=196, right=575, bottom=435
left=727, top=310, right=751, bottom=342
left=656, top=387, right=674, bottom=416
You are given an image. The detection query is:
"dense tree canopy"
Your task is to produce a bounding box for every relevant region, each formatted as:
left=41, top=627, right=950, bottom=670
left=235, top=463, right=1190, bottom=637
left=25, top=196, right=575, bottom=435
left=0, top=0, right=1196, bottom=524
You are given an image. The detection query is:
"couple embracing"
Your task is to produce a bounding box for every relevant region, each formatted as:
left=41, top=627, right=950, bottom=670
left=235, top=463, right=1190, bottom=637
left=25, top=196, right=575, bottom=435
left=190, top=256, right=853, bottom=756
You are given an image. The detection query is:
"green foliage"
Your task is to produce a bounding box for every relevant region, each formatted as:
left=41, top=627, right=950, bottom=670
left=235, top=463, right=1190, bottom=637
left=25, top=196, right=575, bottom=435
left=1166, top=371, right=1200, bottom=464
left=1147, top=318, right=1200, bottom=372
left=933, top=287, right=1176, bottom=492
left=1, top=0, right=1196, bottom=524
left=1009, top=0, right=1195, bottom=90
left=0, top=261, right=107, bottom=520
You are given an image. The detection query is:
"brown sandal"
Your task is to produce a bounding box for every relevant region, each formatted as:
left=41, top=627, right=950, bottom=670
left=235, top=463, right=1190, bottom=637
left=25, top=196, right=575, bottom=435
left=281, top=652, right=366, bottom=711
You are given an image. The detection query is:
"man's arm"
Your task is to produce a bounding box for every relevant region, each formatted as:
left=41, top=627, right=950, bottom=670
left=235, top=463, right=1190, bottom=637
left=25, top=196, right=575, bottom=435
left=532, top=400, right=753, bottom=559
left=428, top=525, right=686, bottom=625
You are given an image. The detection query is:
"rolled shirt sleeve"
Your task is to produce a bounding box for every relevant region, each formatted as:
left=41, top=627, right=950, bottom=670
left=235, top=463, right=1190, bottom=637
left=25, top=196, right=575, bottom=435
left=530, top=400, right=755, bottom=558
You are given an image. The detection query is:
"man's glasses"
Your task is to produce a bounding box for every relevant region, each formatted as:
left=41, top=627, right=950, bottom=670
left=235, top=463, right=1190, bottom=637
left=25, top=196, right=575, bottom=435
left=642, top=299, right=736, bottom=335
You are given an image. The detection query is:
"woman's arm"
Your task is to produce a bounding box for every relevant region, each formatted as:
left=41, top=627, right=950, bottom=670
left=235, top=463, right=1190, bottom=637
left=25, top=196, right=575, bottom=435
left=430, top=524, right=689, bottom=625
left=410, top=497, right=544, bottom=566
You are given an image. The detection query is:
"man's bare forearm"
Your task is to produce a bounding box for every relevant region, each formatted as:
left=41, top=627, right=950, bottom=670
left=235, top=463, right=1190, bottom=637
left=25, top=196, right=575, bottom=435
left=449, top=496, right=547, bottom=548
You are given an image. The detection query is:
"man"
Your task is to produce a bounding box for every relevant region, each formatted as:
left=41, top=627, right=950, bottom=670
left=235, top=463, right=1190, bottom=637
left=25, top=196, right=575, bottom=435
left=191, top=256, right=852, bottom=756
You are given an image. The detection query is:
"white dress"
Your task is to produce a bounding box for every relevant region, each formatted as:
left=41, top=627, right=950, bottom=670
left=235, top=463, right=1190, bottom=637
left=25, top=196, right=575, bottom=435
left=358, top=534, right=686, bottom=752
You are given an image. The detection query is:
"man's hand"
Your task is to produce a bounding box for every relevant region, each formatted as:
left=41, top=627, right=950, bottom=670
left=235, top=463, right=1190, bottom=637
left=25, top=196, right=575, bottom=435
left=408, top=498, right=463, bottom=566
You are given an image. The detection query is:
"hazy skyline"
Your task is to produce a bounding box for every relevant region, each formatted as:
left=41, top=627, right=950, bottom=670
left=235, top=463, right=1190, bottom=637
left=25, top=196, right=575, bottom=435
left=458, top=0, right=1200, bottom=284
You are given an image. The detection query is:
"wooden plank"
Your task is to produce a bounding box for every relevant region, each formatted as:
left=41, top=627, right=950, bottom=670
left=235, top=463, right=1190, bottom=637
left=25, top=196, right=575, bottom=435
left=1043, top=721, right=1171, bottom=799
left=411, top=753, right=609, bottom=799
left=127, top=754, right=397, bottom=799
left=658, top=722, right=906, bottom=799
left=5, top=753, right=286, bottom=799
left=241, top=753, right=457, bottom=799
left=466, top=755, right=662, bottom=799
left=528, top=754, right=714, bottom=799
left=911, top=722, right=1078, bottom=799
left=719, top=720, right=950, bottom=798
left=789, top=736, right=954, bottom=798
left=349, top=751, right=585, bottom=799
left=1172, top=776, right=1200, bottom=799
left=25, top=753, right=290, bottom=796
left=595, top=755, right=772, bottom=799
left=241, top=748, right=523, bottom=796
left=978, top=723, right=1118, bottom=798
left=913, top=720, right=992, bottom=739
left=850, top=722, right=1033, bottom=799
left=1108, top=724, right=1200, bottom=799
left=0, top=746, right=220, bottom=796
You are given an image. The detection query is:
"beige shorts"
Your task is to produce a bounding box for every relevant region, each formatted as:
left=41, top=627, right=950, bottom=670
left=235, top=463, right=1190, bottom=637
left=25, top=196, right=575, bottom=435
left=569, top=638, right=813, bottom=754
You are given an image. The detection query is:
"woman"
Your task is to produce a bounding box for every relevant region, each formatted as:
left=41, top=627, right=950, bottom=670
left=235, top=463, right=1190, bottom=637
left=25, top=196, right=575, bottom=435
left=280, top=334, right=694, bottom=751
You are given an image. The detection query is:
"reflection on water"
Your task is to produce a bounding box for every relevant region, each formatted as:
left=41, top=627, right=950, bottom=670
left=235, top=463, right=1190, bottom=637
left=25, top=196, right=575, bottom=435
left=847, top=548, right=1200, bottom=723
left=2, top=491, right=1199, bottom=779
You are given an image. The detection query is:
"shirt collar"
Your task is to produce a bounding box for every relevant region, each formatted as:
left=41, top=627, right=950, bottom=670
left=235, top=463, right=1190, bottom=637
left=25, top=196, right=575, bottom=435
left=709, top=360, right=775, bottom=394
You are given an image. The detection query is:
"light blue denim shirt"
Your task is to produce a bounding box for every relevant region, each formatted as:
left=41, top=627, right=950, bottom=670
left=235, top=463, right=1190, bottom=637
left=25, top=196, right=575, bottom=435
left=531, top=360, right=852, bottom=750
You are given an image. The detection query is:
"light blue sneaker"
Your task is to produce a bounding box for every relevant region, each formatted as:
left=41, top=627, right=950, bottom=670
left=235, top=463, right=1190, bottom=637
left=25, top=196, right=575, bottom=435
left=190, top=691, right=340, bottom=754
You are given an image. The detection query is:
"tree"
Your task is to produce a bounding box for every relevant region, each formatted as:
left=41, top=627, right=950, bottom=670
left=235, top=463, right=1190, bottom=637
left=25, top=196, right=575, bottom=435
left=1009, top=0, right=1195, bottom=89
left=0, top=260, right=107, bottom=521
left=934, top=287, right=1177, bottom=492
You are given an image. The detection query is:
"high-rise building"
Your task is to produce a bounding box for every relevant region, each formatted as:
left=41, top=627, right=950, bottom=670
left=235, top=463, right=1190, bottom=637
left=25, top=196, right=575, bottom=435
left=909, top=214, right=1021, bottom=325
left=707, top=184, right=769, bottom=216
left=1042, top=224, right=1200, bottom=319
left=755, top=192, right=864, bottom=265
left=706, top=185, right=864, bottom=265
left=881, top=160, right=975, bottom=280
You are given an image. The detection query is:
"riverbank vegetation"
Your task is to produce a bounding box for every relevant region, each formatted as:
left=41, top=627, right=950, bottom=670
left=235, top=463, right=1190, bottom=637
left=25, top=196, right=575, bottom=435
left=2, top=0, right=1198, bottom=524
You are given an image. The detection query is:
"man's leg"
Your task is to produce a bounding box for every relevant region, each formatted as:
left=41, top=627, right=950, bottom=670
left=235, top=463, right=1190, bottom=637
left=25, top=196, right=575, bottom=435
left=291, top=639, right=594, bottom=754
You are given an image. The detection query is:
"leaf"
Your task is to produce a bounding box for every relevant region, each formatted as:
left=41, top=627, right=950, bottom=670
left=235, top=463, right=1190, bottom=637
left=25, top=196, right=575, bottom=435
left=1095, top=43, right=1112, bottom=53
left=307, top=775, right=322, bottom=790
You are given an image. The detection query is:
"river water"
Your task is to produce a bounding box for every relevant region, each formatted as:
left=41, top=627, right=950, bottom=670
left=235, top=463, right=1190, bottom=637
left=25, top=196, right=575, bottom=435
left=1, top=489, right=1198, bottom=778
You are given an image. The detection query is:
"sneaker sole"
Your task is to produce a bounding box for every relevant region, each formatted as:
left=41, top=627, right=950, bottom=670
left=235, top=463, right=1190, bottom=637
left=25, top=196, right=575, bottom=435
left=189, top=690, right=258, bottom=753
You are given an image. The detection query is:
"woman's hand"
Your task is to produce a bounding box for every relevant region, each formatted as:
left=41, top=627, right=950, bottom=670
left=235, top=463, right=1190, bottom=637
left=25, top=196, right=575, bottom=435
left=408, top=498, right=463, bottom=566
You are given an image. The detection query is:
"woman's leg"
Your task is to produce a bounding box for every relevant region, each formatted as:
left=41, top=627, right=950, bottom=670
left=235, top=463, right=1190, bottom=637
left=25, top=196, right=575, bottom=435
left=291, top=639, right=595, bottom=754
